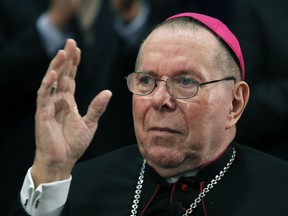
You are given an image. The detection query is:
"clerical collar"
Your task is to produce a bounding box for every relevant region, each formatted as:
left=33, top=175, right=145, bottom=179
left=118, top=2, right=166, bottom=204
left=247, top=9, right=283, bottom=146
left=166, top=170, right=198, bottom=184
left=166, top=145, right=232, bottom=184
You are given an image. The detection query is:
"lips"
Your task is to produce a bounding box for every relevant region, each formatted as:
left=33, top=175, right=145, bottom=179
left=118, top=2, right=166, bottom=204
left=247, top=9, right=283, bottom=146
left=149, top=127, right=180, bottom=134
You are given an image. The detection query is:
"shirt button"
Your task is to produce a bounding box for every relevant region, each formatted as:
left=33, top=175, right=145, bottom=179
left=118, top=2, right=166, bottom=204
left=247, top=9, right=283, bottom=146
left=181, top=183, right=188, bottom=192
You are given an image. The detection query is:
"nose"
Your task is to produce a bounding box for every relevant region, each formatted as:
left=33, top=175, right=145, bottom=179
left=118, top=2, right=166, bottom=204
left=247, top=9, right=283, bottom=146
left=150, top=80, right=175, bottom=110
left=154, top=79, right=170, bottom=96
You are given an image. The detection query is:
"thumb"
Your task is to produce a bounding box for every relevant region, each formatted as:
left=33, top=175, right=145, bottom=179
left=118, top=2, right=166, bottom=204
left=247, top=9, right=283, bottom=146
left=84, top=90, right=112, bottom=128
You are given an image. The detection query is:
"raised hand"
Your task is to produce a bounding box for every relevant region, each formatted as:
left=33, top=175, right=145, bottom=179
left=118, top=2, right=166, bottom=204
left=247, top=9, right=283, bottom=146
left=31, top=39, right=112, bottom=186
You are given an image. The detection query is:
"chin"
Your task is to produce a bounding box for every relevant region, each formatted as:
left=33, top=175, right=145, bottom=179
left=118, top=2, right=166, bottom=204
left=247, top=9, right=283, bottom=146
left=146, top=148, right=184, bottom=169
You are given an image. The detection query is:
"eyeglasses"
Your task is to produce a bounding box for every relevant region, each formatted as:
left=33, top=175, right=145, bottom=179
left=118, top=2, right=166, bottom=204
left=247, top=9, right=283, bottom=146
left=125, top=72, right=236, bottom=99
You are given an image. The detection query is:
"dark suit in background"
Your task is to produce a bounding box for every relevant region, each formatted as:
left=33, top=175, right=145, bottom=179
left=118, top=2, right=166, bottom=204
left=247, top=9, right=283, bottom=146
left=229, top=0, right=288, bottom=160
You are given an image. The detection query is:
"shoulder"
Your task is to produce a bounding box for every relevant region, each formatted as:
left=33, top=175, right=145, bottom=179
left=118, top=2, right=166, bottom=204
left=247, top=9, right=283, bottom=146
left=234, top=142, right=288, bottom=176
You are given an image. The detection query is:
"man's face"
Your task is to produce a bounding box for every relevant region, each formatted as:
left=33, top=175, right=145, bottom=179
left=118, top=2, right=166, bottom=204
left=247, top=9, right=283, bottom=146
left=133, top=26, right=235, bottom=177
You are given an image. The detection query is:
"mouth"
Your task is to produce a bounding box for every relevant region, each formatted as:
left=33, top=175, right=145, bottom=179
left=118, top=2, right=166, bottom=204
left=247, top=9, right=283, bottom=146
left=149, top=127, right=180, bottom=134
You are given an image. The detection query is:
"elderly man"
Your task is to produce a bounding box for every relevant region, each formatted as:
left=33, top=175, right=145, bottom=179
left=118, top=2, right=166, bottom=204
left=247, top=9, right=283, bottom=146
left=9, top=12, right=288, bottom=216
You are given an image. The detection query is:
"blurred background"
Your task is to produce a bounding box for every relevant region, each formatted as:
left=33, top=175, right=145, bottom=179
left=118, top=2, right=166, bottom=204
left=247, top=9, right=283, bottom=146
left=1, top=0, right=287, bottom=215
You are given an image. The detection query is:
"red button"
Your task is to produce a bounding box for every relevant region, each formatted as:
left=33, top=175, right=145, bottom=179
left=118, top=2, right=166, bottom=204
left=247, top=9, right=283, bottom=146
left=181, top=183, right=188, bottom=191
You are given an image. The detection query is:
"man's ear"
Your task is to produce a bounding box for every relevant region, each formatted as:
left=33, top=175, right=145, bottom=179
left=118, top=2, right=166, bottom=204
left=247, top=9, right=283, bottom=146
left=226, top=81, right=250, bottom=129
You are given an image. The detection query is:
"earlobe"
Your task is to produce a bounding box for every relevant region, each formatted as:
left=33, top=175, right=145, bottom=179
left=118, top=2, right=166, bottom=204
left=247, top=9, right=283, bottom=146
left=226, top=81, right=250, bottom=129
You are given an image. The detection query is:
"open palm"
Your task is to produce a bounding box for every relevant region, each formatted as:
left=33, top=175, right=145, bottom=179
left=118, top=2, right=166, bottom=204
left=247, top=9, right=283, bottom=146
left=31, top=39, right=112, bottom=185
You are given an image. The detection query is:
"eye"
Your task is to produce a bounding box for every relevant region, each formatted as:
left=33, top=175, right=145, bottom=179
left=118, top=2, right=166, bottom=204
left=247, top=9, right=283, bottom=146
left=173, top=76, right=197, bottom=88
left=138, top=74, right=154, bottom=86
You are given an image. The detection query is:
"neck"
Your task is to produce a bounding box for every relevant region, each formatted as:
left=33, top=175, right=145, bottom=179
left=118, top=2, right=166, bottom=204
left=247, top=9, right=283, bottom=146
left=147, top=144, right=231, bottom=178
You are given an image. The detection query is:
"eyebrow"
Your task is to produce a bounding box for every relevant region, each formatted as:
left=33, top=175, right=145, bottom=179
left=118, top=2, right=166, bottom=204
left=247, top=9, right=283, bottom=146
left=136, top=70, right=197, bottom=77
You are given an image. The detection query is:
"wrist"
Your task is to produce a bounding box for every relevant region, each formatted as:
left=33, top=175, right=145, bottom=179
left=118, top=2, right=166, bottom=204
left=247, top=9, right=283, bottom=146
left=31, top=162, right=73, bottom=188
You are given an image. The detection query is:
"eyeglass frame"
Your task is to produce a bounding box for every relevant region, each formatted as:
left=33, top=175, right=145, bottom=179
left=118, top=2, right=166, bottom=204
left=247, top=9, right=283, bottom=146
left=125, top=72, right=236, bottom=99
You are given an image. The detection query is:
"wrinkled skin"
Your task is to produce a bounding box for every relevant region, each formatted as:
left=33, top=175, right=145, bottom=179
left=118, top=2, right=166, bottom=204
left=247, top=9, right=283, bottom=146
left=32, top=39, right=112, bottom=187
left=133, top=26, right=249, bottom=177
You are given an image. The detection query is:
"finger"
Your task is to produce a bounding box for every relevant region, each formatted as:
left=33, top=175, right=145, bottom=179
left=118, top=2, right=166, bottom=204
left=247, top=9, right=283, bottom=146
left=65, top=47, right=81, bottom=94
left=64, top=39, right=78, bottom=62
left=37, top=50, right=66, bottom=104
left=44, top=49, right=66, bottom=96
left=36, top=69, right=58, bottom=109
left=58, top=39, right=78, bottom=78
left=70, top=47, right=81, bottom=80
left=83, top=90, right=113, bottom=129
left=57, top=39, right=79, bottom=93
left=46, top=49, right=66, bottom=78
left=66, top=47, right=80, bottom=95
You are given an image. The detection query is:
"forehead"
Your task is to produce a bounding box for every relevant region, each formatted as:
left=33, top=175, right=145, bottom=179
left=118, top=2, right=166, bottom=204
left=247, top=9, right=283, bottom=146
left=137, top=26, right=221, bottom=78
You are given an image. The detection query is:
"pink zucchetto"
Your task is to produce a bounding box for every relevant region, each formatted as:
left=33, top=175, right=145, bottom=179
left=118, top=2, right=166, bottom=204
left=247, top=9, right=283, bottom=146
left=166, top=12, right=245, bottom=80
